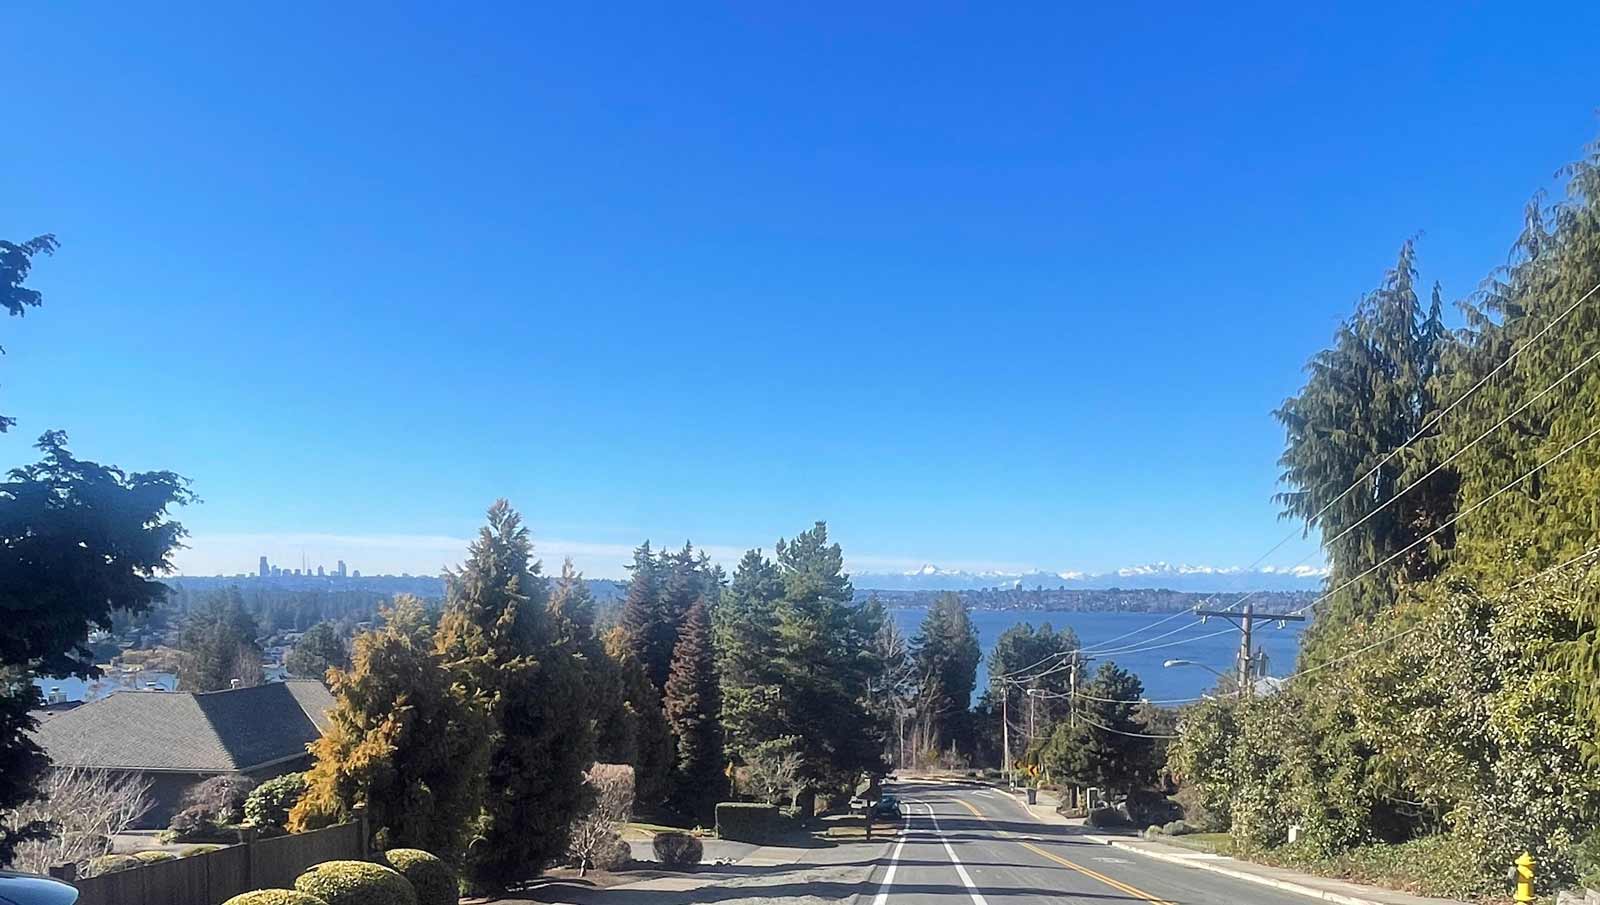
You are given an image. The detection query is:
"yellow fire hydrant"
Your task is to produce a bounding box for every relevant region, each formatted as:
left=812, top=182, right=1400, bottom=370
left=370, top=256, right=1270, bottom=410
left=1513, top=852, right=1535, bottom=903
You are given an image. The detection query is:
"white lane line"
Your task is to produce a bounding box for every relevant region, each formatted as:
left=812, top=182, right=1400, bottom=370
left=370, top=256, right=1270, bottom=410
left=926, top=803, right=991, bottom=905
left=871, top=805, right=913, bottom=905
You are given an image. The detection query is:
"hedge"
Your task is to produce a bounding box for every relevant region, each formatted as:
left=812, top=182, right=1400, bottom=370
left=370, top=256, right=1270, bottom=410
left=133, top=850, right=178, bottom=864
left=382, top=850, right=456, bottom=905
left=714, top=802, right=788, bottom=843
left=222, top=892, right=331, bottom=905
left=295, top=860, right=418, bottom=905
left=87, top=854, right=141, bottom=876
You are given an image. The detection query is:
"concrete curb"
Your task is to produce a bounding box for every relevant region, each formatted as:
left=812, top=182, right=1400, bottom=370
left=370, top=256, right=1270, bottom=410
left=1084, top=836, right=1466, bottom=905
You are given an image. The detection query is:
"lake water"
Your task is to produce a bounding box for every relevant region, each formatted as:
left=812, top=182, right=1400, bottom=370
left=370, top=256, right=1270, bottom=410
left=889, top=608, right=1307, bottom=704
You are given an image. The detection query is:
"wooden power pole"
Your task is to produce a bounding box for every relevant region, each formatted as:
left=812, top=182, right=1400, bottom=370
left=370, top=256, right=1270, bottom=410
left=1193, top=600, right=1305, bottom=696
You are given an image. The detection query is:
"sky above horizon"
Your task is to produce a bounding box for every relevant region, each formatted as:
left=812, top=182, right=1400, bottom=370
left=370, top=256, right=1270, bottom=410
left=6, top=4, right=1599, bottom=581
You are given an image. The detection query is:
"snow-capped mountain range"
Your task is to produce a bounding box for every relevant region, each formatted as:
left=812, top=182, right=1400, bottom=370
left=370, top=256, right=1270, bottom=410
left=851, top=561, right=1328, bottom=593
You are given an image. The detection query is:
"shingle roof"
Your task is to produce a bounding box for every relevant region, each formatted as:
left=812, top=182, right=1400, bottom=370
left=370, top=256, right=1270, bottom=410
left=32, top=679, right=335, bottom=773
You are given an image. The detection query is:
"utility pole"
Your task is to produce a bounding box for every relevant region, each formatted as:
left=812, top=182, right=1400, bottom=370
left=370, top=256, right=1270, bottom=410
left=1001, top=681, right=1012, bottom=786
left=1194, top=599, right=1305, bottom=697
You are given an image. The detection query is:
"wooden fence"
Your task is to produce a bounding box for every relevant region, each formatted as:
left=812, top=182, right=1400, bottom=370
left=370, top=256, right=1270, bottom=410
left=66, top=819, right=366, bottom=905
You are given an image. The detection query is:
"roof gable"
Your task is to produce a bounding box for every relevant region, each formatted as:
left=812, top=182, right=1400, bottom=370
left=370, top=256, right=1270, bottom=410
left=32, top=679, right=335, bottom=773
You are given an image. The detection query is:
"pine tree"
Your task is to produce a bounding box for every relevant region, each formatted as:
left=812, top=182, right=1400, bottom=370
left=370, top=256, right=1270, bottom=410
left=1042, top=662, right=1155, bottom=798
left=716, top=549, right=785, bottom=758
left=1274, top=240, right=1458, bottom=657
left=602, top=627, right=674, bottom=807
left=663, top=600, right=725, bottom=822
left=911, top=592, right=981, bottom=753
left=289, top=597, right=490, bottom=863
left=434, top=501, right=591, bottom=889
left=618, top=542, right=672, bottom=690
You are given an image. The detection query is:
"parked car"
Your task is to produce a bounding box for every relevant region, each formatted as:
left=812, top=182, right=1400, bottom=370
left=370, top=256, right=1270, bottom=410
left=0, top=872, right=79, bottom=905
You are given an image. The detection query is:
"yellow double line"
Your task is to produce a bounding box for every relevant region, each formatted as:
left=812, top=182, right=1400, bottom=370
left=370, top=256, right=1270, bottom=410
left=949, top=796, right=1175, bottom=905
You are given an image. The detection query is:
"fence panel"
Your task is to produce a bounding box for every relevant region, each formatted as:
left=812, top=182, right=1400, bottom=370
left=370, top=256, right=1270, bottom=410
left=66, top=820, right=364, bottom=905
left=250, top=822, right=363, bottom=889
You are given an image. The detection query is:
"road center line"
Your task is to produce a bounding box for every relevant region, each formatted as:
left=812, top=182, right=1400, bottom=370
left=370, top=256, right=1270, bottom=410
left=870, top=805, right=912, bottom=905
left=948, top=795, right=1174, bottom=905
left=926, top=803, right=991, bottom=905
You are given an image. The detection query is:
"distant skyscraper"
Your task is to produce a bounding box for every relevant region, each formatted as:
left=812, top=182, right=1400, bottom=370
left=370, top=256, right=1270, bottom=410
left=352, top=569, right=361, bottom=578
left=337, top=560, right=347, bottom=578
left=316, top=565, right=325, bottom=577
left=259, top=556, right=269, bottom=577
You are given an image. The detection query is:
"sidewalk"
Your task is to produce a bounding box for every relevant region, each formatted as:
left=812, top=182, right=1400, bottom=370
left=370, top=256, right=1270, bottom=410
left=1004, top=789, right=1467, bottom=905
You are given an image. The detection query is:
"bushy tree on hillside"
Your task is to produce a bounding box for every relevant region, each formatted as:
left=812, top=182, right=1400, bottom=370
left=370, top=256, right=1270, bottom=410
left=285, top=620, right=349, bottom=679
left=434, top=501, right=591, bottom=888
left=619, top=542, right=722, bottom=693
left=663, top=600, right=725, bottom=822
left=290, top=597, right=490, bottom=863
left=716, top=549, right=785, bottom=760
left=178, top=592, right=265, bottom=691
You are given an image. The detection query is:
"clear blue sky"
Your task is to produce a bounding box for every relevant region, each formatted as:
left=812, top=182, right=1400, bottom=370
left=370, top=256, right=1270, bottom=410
left=5, top=4, right=1598, bottom=579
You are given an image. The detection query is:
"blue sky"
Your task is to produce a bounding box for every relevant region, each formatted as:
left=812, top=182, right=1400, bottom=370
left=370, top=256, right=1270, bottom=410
left=5, top=4, right=1598, bottom=580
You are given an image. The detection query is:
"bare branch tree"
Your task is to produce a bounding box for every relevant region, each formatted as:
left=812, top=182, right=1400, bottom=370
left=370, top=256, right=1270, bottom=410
left=8, top=765, right=152, bottom=875
left=566, top=763, right=634, bottom=877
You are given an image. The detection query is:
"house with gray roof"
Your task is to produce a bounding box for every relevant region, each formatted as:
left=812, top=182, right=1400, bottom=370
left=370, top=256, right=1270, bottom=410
left=32, top=678, right=335, bottom=827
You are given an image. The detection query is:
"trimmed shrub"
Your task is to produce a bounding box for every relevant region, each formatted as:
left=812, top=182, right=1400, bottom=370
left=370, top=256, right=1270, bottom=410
left=182, top=844, right=226, bottom=857
left=652, top=831, right=702, bottom=867
left=594, top=833, right=631, bottom=871
left=223, top=892, right=331, bottom=905
left=1143, top=825, right=1164, bottom=839
left=1162, top=819, right=1193, bottom=836
left=166, top=803, right=228, bottom=843
left=295, top=860, right=418, bottom=905
left=87, top=854, right=141, bottom=876
left=133, top=850, right=178, bottom=863
left=714, top=802, right=787, bottom=843
left=246, top=773, right=309, bottom=831
left=382, top=849, right=456, bottom=905
left=1086, top=806, right=1126, bottom=828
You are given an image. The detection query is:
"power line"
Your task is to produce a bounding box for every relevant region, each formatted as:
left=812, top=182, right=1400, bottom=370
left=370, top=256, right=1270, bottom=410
left=1075, top=278, right=1600, bottom=654
left=1076, top=713, right=1180, bottom=740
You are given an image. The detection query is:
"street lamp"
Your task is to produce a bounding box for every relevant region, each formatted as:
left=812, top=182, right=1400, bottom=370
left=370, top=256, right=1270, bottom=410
left=1162, top=658, right=1230, bottom=681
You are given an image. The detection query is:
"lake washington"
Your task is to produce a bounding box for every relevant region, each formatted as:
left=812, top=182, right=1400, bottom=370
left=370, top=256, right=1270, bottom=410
left=889, top=608, right=1308, bottom=703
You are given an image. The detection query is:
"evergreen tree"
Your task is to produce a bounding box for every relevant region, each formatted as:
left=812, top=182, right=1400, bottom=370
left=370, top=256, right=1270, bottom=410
left=663, top=600, right=725, bottom=822
left=289, top=597, right=490, bottom=863
left=976, top=622, right=1080, bottom=761
left=178, top=592, right=266, bottom=691
left=434, top=501, right=591, bottom=889
left=1042, top=662, right=1155, bottom=797
left=602, top=627, right=674, bottom=807
left=716, top=549, right=785, bottom=759
left=911, top=593, right=981, bottom=753
left=1274, top=240, right=1457, bottom=657
left=285, top=620, right=349, bottom=679
left=769, top=523, right=886, bottom=796
left=619, top=542, right=672, bottom=690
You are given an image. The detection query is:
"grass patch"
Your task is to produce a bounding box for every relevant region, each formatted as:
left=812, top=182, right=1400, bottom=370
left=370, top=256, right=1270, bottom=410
left=1164, top=832, right=1233, bottom=855
left=1249, top=836, right=1491, bottom=901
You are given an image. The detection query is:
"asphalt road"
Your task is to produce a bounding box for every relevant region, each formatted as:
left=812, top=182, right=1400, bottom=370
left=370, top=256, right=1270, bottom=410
left=870, top=781, right=1313, bottom=905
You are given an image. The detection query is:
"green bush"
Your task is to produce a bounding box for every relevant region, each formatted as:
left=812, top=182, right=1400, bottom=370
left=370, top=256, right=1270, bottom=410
left=295, top=860, right=418, bottom=905
left=246, top=773, right=310, bottom=830
left=382, top=849, right=456, bottom=905
left=1086, top=806, right=1126, bottom=828
left=87, top=854, right=142, bottom=876
left=222, top=891, right=331, bottom=905
left=714, top=802, right=788, bottom=843
left=166, top=803, right=231, bottom=842
left=652, top=831, right=702, bottom=867
left=1162, top=819, right=1193, bottom=836
left=133, top=850, right=178, bottom=863
left=594, top=833, right=631, bottom=871
left=182, top=844, right=226, bottom=857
